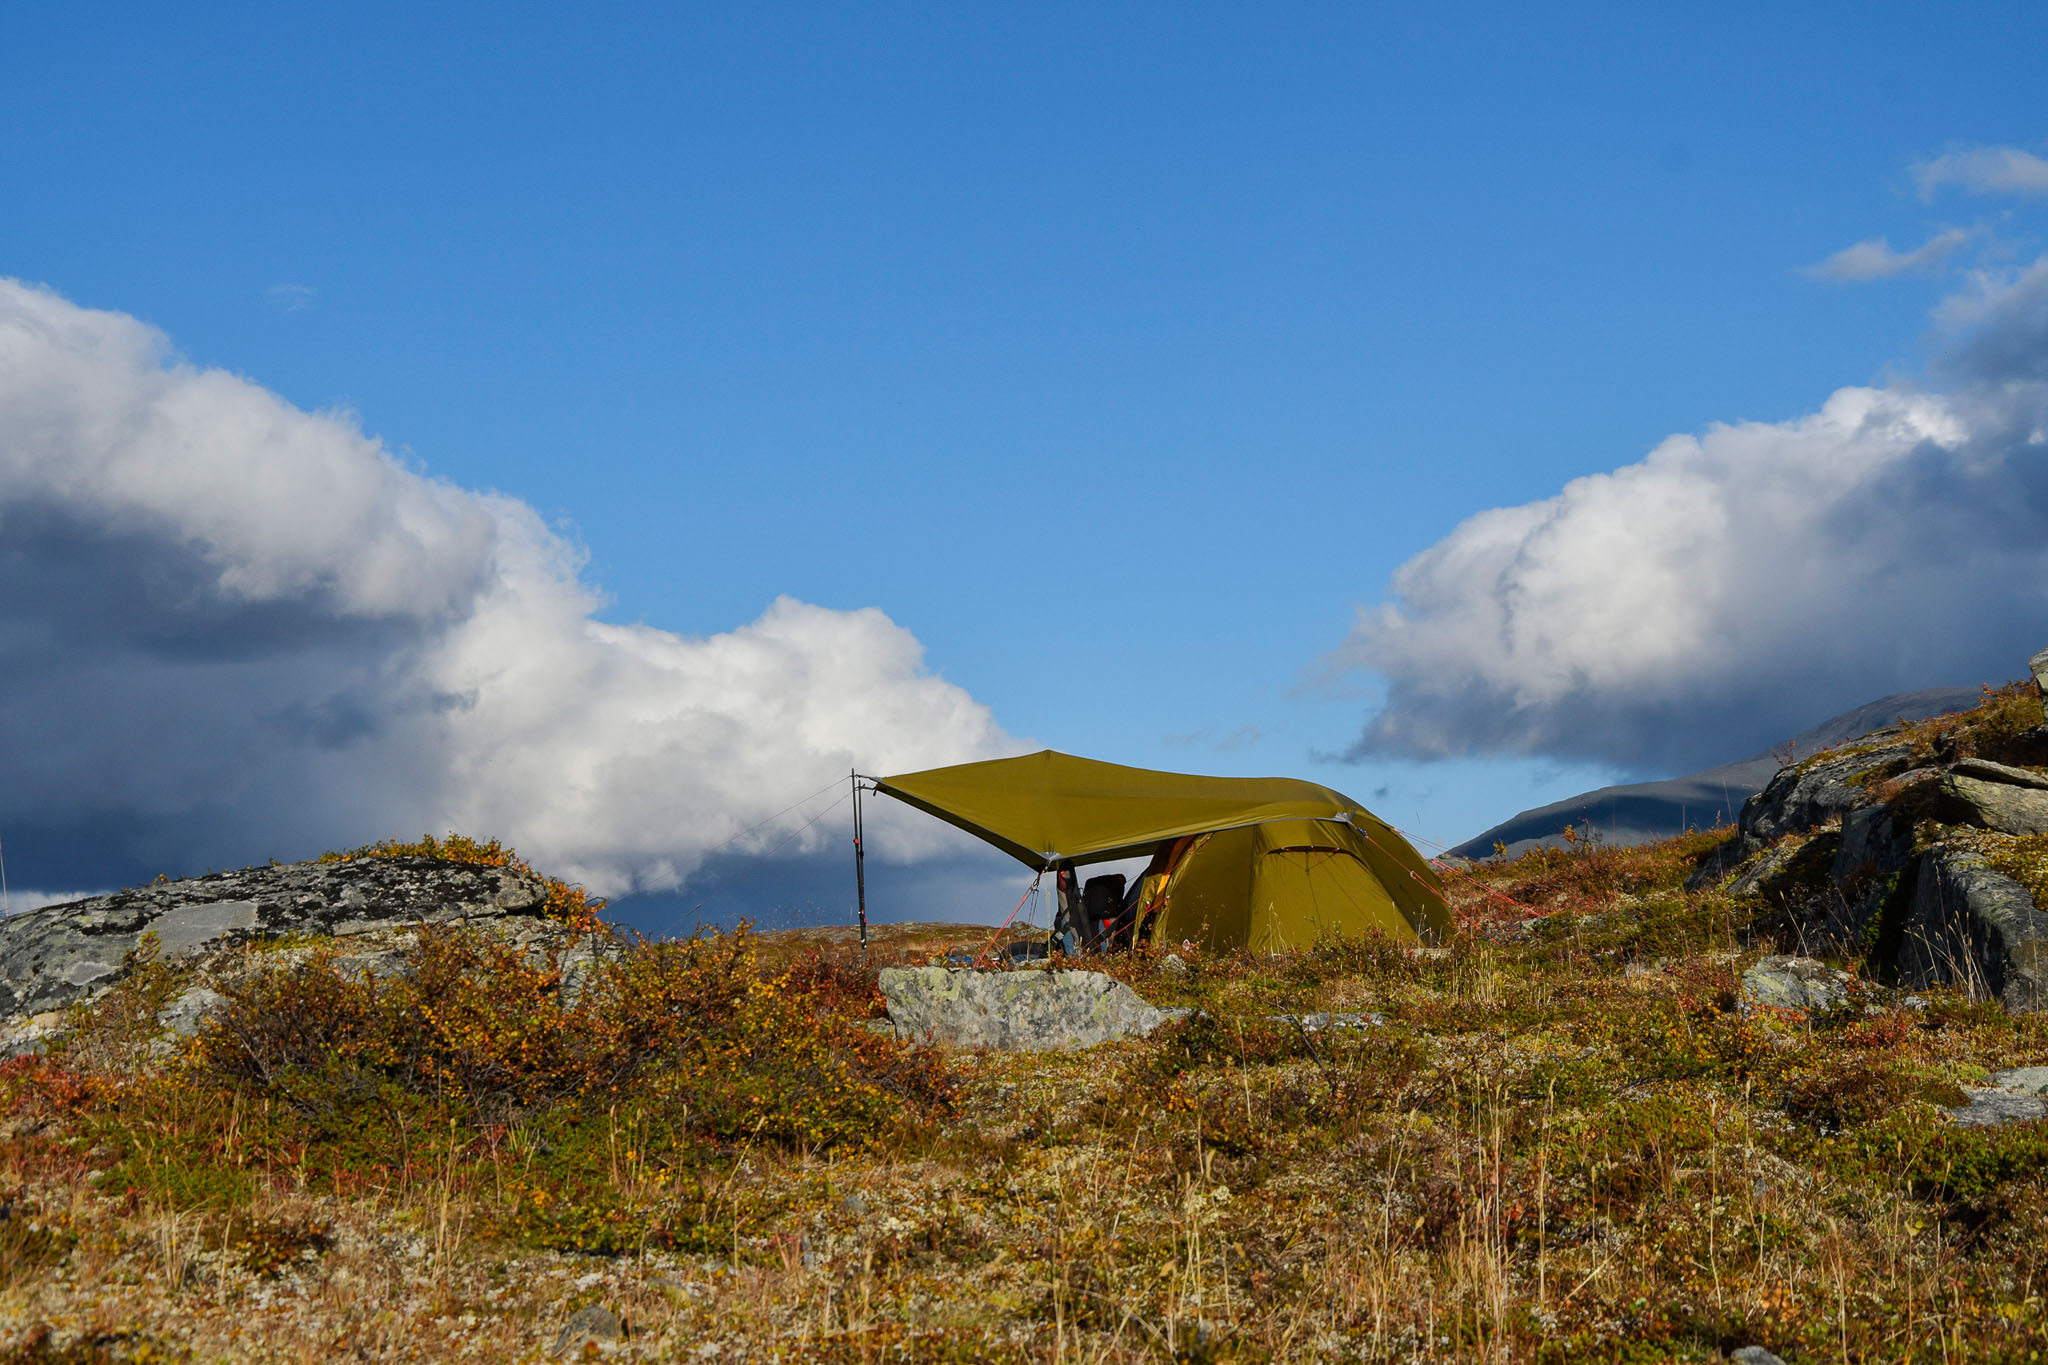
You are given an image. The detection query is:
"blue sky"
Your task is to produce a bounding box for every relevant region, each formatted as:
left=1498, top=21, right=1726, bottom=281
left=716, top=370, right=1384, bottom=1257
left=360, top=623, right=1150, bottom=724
left=5, top=3, right=2048, bottom=926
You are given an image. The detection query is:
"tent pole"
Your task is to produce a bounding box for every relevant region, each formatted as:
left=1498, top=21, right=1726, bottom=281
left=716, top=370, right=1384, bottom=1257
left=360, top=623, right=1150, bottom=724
left=852, top=769, right=868, bottom=967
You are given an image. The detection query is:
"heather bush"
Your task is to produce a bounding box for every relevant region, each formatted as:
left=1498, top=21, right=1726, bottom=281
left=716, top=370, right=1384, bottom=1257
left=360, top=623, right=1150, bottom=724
left=193, top=925, right=953, bottom=1150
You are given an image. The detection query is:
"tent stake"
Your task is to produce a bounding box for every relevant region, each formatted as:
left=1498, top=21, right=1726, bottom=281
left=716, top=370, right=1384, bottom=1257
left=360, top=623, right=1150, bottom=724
left=852, top=769, right=868, bottom=967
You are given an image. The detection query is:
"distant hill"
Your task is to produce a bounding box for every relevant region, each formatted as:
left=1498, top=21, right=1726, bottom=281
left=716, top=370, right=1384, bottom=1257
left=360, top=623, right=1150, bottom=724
left=1448, top=686, right=1986, bottom=859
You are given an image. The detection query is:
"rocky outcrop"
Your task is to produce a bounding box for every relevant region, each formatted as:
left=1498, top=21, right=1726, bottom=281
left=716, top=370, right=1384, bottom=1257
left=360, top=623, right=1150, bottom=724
left=1742, top=744, right=1914, bottom=851
left=1900, top=848, right=2048, bottom=1012
left=1685, top=744, right=1916, bottom=894
left=877, top=965, right=1188, bottom=1050
left=1684, top=647, right=2048, bottom=1010
left=1, top=857, right=551, bottom=1029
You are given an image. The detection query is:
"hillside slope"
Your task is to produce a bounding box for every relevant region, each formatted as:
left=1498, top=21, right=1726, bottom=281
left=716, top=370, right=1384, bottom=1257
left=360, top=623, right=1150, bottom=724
left=8, top=673, right=2048, bottom=1361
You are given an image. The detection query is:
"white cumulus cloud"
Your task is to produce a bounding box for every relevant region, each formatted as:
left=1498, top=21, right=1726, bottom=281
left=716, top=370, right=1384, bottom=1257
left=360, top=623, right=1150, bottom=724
left=1914, top=145, right=2048, bottom=199
left=1334, top=262, right=2048, bottom=775
left=0, top=280, right=1018, bottom=897
left=1805, top=227, right=1972, bottom=281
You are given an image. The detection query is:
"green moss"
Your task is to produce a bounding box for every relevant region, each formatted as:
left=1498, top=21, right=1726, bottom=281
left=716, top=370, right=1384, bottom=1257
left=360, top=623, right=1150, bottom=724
left=1844, top=756, right=1912, bottom=788
left=1981, top=832, right=2048, bottom=914
left=1856, top=862, right=1920, bottom=979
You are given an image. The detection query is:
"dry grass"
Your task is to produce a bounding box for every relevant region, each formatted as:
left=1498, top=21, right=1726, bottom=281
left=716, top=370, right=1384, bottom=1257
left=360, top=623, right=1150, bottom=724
left=8, top=814, right=2048, bottom=1361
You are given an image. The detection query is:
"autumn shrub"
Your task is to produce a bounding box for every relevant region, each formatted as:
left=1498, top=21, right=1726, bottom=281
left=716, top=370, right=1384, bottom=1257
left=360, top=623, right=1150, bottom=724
left=1775, top=1053, right=1920, bottom=1132
left=1483, top=825, right=1736, bottom=908
left=1894, top=680, right=2045, bottom=768
left=193, top=924, right=953, bottom=1151
left=1551, top=1090, right=1719, bottom=1215
left=1149, top=1009, right=1316, bottom=1073
left=1834, top=1105, right=2048, bottom=1228
left=1525, top=891, right=1751, bottom=969
left=0, top=1197, right=76, bottom=1290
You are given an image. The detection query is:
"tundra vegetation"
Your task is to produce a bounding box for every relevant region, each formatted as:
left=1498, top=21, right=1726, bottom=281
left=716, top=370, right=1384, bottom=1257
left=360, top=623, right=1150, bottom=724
left=7, top=692, right=2048, bottom=1361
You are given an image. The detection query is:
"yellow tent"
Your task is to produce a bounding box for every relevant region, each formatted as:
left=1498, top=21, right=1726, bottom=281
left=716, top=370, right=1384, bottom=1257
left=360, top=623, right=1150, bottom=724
left=873, top=751, right=1449, bottom=952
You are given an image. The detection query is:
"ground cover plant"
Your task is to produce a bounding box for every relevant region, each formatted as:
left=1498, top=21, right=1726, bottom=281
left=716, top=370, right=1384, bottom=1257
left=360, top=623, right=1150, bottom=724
left=8, top=748, right=2048, bottom=1361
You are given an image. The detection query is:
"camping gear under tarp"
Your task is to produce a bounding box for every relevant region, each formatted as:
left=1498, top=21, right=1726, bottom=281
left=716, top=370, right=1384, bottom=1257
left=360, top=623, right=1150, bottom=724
left=872, top=751, right=1450, bottom=952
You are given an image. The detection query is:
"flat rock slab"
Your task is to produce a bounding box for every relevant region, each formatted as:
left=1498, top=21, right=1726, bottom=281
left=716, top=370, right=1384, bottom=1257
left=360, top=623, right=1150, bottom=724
left=1993, top=1066, right=2048, bottom=1094
left=1938, top=773, right=2048, bottom=836
left=1, top=857, right=548, bottom=1024
left=1950, top=757, right=2048, bottom=792
left=1950, top=1089, right=2048, bottom=1128
left=878, top=965, right=1189, bottom=1051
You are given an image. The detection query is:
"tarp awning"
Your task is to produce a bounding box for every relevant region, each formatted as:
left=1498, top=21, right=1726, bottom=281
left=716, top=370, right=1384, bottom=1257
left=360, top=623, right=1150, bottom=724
left=872, top=750, right=1441, bottom=895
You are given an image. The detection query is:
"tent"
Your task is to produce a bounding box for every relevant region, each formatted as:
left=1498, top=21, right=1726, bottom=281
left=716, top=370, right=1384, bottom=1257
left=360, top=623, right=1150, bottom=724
left=871, top=750, right=1450, bottom=953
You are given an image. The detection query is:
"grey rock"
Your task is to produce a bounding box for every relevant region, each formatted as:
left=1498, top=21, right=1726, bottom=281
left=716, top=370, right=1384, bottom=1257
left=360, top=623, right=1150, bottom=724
left=1950, top=757, right=2048, bottom=792
left=1993, top=1066, right=2048, bottom=1094
left=1283, top=1012, right=1384, bottom=1031
left=1731, top=1348, right=1789, bottom=1365
left=1691, top=741, right=1918, bottom=894
left=1949, top=1089, right=2048, bottom=1128
left=1834, top=799, right=1913, bottom=879
left=558, top=946, right=609, bottom=1008
left=1824, top=803, right=1918, bottom=948
left=1, top=858, right=551, bottom=1026
left=877, top=965, right=1189, bottom=1050
left=330, top=948, right=411, bottom=983
left=156, top=987, right=226, bottom=1039
left=1686, top=837, right=1750, bottom=891
left=1741, top=744, right=1911, bottom=850
left=1721, top=845, right=1797, bottom=899
left=2032, top=645, right=2048, bottom=720
left=1157, top=953, right=1189, bottom=976
left=1936, top=773, right=2048, bottom=836
left=1740, top=956, right=1852, bottom=1016
left=1900, top=847, right=2048, bottom=1011
left=153, top=901, right=261, bottom=952
left=553, top=1303, right=624, bottom=1356
left=1725, top=832, right=1839, bottom=902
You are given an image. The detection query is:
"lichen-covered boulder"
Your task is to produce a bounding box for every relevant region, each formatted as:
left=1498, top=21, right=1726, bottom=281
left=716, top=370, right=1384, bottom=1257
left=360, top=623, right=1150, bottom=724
left=877, top=965, right=1188, bottom=1050
left=1936, top=772, right=2048, bottom=837
left=1740, top=956, right=1853, bottom=1015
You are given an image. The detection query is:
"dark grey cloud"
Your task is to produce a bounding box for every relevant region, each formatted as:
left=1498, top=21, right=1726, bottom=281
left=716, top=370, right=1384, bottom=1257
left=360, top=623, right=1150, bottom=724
left=1937, top=258, right=2048, bottom=386
left=1334, top=257, right=2048, bottom=776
